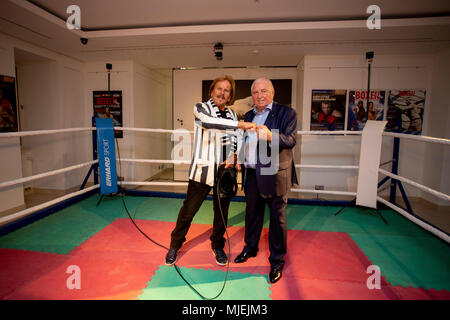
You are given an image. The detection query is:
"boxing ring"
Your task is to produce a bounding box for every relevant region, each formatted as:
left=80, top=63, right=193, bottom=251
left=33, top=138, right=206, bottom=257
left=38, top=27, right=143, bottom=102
left=0, top=124, right=449, bottom=244
left=1, top=121, right=450, bottom=301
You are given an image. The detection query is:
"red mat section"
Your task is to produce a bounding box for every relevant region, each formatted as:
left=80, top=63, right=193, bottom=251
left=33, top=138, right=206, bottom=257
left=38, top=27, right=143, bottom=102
left=388, top=286, right=450, bottom=300
left=0, top=248, right=68, bottom=299
left=270, top=229, right=394, bottom=299
left=271, top=229, right=450, bottom=300
left=270, top=276, right=394, bottom=300
left=2, top=219, right=169, bottom=300
left=171, top=222, right=272, bottom=276
left=72, top=218, right=171, bottom=257
left=2, top=218, right=449, bottom=300
left=283, top=230, right=373, bottom=281
left=4, top=251, right=161, bottom=300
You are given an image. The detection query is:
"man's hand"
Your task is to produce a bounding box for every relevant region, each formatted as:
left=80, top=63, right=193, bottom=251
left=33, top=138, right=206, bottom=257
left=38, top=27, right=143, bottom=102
left=221, top=154, right=237, bottom=169
left=256, top=124, right=272, bottom=142
left=238, top=121, right=256, bottom=131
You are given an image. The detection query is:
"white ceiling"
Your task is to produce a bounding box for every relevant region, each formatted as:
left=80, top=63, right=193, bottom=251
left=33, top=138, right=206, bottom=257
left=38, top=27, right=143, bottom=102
left=2, top=0, right=450, bottom=69
left=26, top=0, right=450, bottom=29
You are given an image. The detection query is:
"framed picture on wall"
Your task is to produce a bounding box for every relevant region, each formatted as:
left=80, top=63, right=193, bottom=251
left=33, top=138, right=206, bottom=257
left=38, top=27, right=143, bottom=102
left=202, top=79, right=292, bottom=120
left=310, top=89, right=346, bottom=131
left=0, top=75, right=18, bottom=133
left=347, top=90, right=386, bottom=131
left=386, top=90, right=426, bottom=135
left=93, top=90, right=123, bottom=138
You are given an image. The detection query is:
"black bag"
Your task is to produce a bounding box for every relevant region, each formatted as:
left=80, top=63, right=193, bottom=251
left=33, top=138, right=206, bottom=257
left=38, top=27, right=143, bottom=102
left=216, top=165, right=238, bottom=199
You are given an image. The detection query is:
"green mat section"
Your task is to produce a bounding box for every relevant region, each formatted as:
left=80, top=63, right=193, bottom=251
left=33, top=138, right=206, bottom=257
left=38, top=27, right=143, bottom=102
left=349, top=233, right=450, bottom=290
left=138, top=265, right=271, bottom=300
left=285, top=204, right=434, bottom=236
left=0, top=195, right=147, bottom=254
left=284, top=203, right=450, bottom=290
left=0, top=195, right=246, bottom=254
left=131, top=196, right=248, bottom=226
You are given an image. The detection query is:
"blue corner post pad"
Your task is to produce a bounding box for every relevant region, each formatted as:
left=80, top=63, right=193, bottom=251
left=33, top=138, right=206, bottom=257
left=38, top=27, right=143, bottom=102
left=95, top=117, right=118, bottom=195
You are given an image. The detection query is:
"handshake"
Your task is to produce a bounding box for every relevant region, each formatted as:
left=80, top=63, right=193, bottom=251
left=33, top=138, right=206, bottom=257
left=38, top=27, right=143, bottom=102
left=238, top=121, right=272, bottom=142
left=222, top=121, right=272, bottom=171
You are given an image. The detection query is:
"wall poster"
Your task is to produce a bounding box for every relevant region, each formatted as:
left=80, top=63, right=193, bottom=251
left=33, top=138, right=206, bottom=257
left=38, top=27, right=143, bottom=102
left=0, top=75, right=18, bottom=132
left=347, top=90, right=386, bottom=131
left=93, top=90, right=123, bottom=138
left=310, top=89, right=346, bottom=131
left=386, top=90, right=426, bottom=135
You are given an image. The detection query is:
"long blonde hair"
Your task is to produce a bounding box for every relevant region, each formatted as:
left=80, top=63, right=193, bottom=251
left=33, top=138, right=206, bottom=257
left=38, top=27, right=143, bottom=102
left=208, top=75, right=236, bottom=105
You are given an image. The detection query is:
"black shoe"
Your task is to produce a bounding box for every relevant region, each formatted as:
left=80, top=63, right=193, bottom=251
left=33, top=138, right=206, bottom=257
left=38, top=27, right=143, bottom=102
left=212, top=248, right=228, bottom=266
left=269, top=267, right=282, bottom=283
left=234, top=248, right=257, bottom=264
left=165, top=247, right=178, bottom=266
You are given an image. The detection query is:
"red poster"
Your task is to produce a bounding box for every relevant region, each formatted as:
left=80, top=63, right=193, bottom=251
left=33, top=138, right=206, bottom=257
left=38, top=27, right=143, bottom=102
left=93, top=90, right=123, bottom=138
left=0, top=75, right=18, bottom=132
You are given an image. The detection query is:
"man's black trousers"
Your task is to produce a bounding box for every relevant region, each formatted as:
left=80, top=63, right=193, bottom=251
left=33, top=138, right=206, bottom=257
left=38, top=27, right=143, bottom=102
left=170, top=179, right=231, bottom=251
left=243, top=168, right=288, bottom=269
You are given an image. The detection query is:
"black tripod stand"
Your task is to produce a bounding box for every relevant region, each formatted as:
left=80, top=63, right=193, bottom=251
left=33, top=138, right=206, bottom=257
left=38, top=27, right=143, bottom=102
left=334, top=51, right=388, bottom=226
left=334, top=197, right=389, bottom=225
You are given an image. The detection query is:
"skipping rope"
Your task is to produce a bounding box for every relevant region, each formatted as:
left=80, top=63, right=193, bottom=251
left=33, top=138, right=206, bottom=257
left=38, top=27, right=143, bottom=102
left=114, top=135, right=231, bottom=300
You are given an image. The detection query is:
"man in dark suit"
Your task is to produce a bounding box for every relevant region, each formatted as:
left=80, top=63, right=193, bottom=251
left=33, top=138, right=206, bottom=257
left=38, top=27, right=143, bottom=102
left=234, top=78, right=298, bottom=284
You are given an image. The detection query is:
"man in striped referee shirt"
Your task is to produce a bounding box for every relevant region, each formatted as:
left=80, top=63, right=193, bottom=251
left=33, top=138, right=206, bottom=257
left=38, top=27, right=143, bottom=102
left=165, top=75, right=255, bottom=266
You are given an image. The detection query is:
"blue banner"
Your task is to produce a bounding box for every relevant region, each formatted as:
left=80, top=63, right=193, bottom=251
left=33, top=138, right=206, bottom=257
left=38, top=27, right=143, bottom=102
left=95, top=118, right=118, bottom=194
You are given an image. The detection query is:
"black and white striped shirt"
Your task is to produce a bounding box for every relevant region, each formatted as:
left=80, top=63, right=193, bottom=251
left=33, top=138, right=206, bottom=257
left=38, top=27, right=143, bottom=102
left=188, top=98, right=241, bottom=186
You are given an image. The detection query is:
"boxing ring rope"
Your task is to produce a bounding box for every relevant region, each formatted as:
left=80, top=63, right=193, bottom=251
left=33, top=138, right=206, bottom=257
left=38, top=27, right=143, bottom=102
left=102, top=127, right=450, bottom=216
left=297, top=130, right=361, bottom=136
left=296, top=165, right=359, bottom=170
left=378, top=132, right=450, bottom=243
left=0, top=128, right=99, bottom=225
left=0, top=185, right=99, bottom=226
left=294, top=129, right=450, bottom=243
left=378, top=168, right=450, bottom=202
left=95, top=126, right=450, bottom=225
left=0, top=127, right=94, bottom=138
left=290, top=188, right=357, bottom=197
left=0, top=126, right=448, bottom=244
left=0, top=160, right=98, bottom=190
left=383, top=131, right=450, bottom=145
left=114, top=127, right=363, bottom=197
left=377, top=196, right=449, bottom=242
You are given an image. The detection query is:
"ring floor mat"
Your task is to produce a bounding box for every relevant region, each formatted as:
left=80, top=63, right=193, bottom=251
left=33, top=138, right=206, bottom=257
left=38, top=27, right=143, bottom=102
left=0, top=195, right=449, bottom=300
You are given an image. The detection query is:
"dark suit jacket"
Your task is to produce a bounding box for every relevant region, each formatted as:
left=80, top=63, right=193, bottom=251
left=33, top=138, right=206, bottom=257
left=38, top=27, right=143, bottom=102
left=243, top=102, right=298, bottom=197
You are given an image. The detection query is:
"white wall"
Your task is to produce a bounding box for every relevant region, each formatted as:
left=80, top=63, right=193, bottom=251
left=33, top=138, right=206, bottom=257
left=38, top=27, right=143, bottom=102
left=300, top=54, right=435, bottom=199
left=1, top=26, right=448, bottom=216
left=1, top=31, right=172, bottom=219
left=84, top=60, right=135, bottom=180
left=425, top=48, right=450, bottom=205
left=0, top=40, right=24, bottom=213
left=132, top=62, right=172, bottom=181
left=295, top=58, right=304, bottom=179
left=171, top=59, right=447, bottom=203
left=84, top=61, right=172, bottom=182
left=61, top=64, right=90, bottom=189
left=17, top=58, right=86, bottom=191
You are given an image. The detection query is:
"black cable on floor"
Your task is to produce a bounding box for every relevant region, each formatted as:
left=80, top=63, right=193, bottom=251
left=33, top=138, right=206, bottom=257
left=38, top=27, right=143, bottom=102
left=114, top=135, right=230, bottom=300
